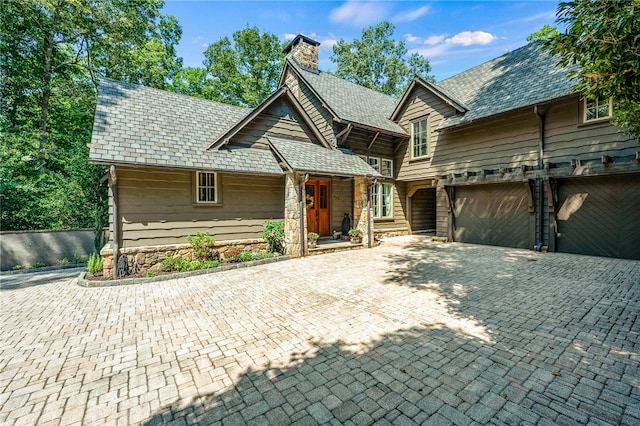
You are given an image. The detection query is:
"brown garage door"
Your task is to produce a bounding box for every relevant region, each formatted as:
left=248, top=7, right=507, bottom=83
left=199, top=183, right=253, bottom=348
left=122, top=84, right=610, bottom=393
left=411, top=188, right=436, bottom=233
left=453, top=183, right=531, bottom=249
left=556, top=174, right=640, bottom=260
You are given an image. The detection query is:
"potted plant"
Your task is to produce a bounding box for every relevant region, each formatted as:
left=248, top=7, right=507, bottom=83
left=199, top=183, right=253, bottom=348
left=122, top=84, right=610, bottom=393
left=307, top=232, right=319, bottom=248
left=348, top=228, right=362, bottom=244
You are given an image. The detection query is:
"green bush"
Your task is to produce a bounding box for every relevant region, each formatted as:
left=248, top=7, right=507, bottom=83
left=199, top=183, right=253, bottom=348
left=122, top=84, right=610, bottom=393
left=59, top=257, right=70, bottom=265
left=87, top=253, right=103, bottom=274
left=263, top=220, right=285, bottom=253
left=31, top=261, right=45, bottom=268
left=161, top=256, right=219, bottom=272
left=187, top=232, right=217, bottom=260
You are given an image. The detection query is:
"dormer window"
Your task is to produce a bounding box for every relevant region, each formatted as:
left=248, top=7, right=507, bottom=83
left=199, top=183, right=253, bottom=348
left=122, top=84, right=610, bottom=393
left=584, top=98, right=612, bottom=122
left=412, top=118, right=429, bottom=159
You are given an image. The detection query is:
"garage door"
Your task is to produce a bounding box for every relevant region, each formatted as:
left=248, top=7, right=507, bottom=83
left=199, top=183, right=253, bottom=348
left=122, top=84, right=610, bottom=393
left=556, top=174, right=640, bottom=260
left=453, top=183, right=531, bottom=249
left=411, top=188, right=436, bottom=233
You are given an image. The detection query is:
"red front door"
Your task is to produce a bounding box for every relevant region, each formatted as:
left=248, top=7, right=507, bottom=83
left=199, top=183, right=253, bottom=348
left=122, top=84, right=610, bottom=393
left=305, top=179, right=330, bottom=236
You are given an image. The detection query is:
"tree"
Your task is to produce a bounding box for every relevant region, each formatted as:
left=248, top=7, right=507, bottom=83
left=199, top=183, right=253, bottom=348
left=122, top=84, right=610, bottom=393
left=202, top=26, right=284, bottom=107
left=527, top=24, right=559, bottom=42
left=0, top=0, right=182, bottom=231
left=546, top=0, right=640, bottom=138
left=330, top=21, right=432, bottom=97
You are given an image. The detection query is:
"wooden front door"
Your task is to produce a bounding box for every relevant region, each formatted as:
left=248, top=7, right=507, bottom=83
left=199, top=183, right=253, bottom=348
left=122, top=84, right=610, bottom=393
left=305, top=179, right=330, bottom=236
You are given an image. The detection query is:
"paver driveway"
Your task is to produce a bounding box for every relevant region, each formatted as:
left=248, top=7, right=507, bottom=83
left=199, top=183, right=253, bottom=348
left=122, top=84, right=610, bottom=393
left=1, top=236, right=639, bottom=425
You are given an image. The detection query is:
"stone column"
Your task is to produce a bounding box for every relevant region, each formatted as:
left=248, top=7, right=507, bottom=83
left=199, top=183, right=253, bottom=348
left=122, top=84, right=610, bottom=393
left=353, top=177, right=371, bottom=247
left=284, top=173, right=304, bottom=257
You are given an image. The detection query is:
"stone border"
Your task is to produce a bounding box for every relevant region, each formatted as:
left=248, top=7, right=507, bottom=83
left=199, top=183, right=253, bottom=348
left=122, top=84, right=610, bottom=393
left=77, top=255, right=292, bottom=288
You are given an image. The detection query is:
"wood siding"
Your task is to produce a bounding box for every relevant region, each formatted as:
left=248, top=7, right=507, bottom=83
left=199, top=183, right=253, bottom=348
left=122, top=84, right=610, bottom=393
left=111, top=167, right=284, bottom=248
left=374, top=181, right=408, bottom=232
left=395, top=85, right=457, bottom=181
left=331, top=177, right=352, bottom=233
left=544, top=96, right=637, bottom=165
left=228, top=97, right=320, bottom=149
left=555, top=175, right=640, bottom=260
left=284, top=69, right=338, bottom=146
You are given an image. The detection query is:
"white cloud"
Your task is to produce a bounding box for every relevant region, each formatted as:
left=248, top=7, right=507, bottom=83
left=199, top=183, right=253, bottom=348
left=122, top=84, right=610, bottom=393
left=329, top=1, right=390, bottom=26
left=410, top=44, right=452, bottom=59
left=191, top=36, right=204, bottom=45
left=446, top=31, right=497, bottom=46
left=394, top=5, right=430, bottom=22
left=424, top=35, right=446, bottom=45
left=283, top=33, right=296, bottom=41
left=404, top=33, right=422, bottom=44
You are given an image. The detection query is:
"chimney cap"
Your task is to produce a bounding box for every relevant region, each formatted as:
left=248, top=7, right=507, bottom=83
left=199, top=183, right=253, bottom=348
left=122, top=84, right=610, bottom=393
left=283, top=34, right=321, bottom=54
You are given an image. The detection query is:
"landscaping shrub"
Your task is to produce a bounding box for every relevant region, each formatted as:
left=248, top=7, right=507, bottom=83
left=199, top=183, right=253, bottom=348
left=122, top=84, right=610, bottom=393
left=187, top=232, right=217, bottom=260
left=263, top=220, right=284, bottom=253
left=87, top=253, right=103, bottom=274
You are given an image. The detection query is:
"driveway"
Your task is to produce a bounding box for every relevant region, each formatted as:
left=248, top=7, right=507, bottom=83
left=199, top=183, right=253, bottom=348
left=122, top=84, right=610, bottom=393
left=1, top=236, right=638, bottom=425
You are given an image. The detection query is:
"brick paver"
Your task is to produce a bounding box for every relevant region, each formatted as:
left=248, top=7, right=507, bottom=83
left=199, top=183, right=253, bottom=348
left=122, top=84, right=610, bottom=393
left=1, top=236, right=639, bottom=425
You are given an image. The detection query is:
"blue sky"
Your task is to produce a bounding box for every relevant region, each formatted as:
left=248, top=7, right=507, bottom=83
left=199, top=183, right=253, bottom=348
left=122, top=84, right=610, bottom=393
left=162, top=1, right=560, bottom=81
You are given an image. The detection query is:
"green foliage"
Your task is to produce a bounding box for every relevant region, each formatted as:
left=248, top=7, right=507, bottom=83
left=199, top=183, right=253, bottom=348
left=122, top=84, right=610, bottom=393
left=12, top=265, right=23, bottom=271
left=87, top=253, right=103, bottom=275
left=546, top=0, right=640, bottom=138
left=160, top=256, right=219, bottom=272
left=263, top=220, right=285, bottom=254
left=201, top=26, right=285, bottom=107
left=59, top=258, right=70, bottom=265
left=0, top=0, right=182, bottom=231
left=73, top=254, right=86, bottom=264
left=187, top=232, right=217, bottom=260
left=527, top=25, right=559, bottom=42
left=348, top=228, right=363, bottom=237
left=331, top=21, right=433, bottom=97
left=224, top=247, right=244, bottom=262
left=31, top=261, right=45, bottom=269
left=307, top=232, right=319, bottom=242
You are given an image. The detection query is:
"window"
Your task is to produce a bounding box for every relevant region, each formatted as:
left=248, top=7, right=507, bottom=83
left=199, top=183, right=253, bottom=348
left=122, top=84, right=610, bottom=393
left=368, top=157, right=393, bottom=178
left=365, top=156, right=394, bottom=219
left=412, top=118, right=429, bottom=158
left=372, top=182, right=393, bottom=219
left=196, top=171, right=218, bottom=203
left=584, top=98, right=612, bottom=122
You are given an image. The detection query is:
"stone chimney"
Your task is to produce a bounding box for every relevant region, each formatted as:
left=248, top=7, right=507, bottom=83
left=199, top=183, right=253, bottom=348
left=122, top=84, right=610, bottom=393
left=283, top=34, right=320, bottom=71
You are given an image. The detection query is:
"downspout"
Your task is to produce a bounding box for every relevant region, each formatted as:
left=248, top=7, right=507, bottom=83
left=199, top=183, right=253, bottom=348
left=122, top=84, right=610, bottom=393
left=534, top=105, right=545, bottom=251
left=300, top=173, right=309, bottom=257
left=109, top=165, right=119, bottom=278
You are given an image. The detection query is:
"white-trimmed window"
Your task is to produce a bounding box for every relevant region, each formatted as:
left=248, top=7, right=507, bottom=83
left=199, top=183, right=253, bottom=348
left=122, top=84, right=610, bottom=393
left=367, top=157, right=393, bottom=178
left=412, top=118, right=429, bottom=158
left=372, top=182, right=393, bottom=219
left=196, top=171, right=218, bottom=203
left=584, top=98, right=612, bottom=122
left=366, top=156, right=394, bottom=219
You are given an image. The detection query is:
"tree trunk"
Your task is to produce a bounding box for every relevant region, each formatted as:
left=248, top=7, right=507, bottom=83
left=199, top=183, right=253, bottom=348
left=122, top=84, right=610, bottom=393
left=38, top=4, right=60, bottom=176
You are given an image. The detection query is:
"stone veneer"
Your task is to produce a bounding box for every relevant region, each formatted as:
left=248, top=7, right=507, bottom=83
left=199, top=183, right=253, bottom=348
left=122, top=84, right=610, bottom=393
left=284, top=173, right=303, bottom=258
left=353, top=177, right=372, bottom=247
left=286, top=37, right=319, bottom=71
left=100, top=239, right=268, bottom=279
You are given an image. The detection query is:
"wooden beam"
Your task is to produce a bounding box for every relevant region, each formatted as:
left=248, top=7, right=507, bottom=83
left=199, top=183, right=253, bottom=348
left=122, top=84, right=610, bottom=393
left=367, top=132, right=380, bottom=150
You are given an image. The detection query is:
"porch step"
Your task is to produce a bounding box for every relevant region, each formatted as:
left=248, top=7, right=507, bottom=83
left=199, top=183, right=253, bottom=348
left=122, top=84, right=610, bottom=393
left=307, top=239, right=364, bottom=256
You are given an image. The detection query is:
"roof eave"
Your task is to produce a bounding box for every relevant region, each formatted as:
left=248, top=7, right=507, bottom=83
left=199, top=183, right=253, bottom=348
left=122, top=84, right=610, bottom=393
left=390, top=76, right=469, bottom=121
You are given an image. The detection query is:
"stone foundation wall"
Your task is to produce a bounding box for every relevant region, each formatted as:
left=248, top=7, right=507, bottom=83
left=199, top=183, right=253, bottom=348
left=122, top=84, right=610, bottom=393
left=373, top=228, right=410, bottom=240
left=100, top=239, right=268, bottom=279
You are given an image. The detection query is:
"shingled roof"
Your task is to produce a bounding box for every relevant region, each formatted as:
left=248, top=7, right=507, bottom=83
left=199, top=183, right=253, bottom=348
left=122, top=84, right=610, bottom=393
left=287, top=59, right=406, bottom=135
left=90, top=78, right=379, bottom=178
left=268, top=137, right=382, bottom=178
left=90, top=78, right=283, bottom=175
left=436, top=41, right=577, bottom=129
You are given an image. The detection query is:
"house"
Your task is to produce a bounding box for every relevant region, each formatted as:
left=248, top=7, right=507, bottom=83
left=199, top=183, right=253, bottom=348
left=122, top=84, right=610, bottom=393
left=89, top=35, right=640, bottom=278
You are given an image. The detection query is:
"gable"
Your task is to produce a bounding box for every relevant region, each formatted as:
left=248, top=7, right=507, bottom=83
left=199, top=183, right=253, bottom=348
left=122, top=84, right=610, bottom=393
left=225, top=96, right=326, bottom=150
